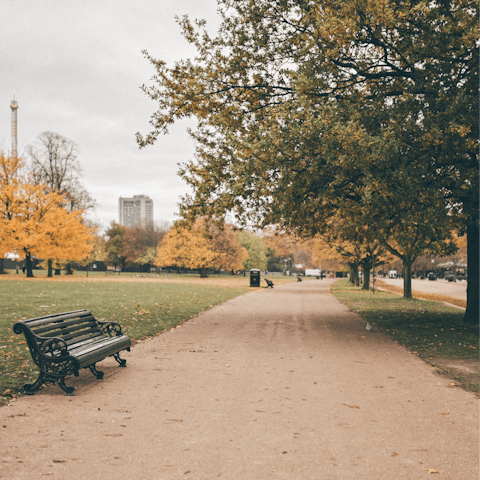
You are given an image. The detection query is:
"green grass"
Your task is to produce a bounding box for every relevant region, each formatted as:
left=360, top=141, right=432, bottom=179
left=330, top=280, right=479, bottom=393
left=0, top=277, right=249, bottom=400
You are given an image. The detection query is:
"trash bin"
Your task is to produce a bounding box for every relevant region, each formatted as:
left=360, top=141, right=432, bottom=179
left=250, top=269, right=261, bottom=287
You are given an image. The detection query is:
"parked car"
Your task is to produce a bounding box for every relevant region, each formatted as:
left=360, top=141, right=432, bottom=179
left=427, top=272, right=436, bottom=281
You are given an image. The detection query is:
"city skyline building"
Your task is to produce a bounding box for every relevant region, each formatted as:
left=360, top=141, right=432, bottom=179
left=118, top=195, right=154, bottom=228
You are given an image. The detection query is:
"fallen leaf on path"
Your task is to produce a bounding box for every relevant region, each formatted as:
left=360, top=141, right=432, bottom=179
left=449, top=383, right=457, bottom=386
left=374, top=386, right=383, bottom=388
left=167, top=419, right=183, bottom=422
left=440, top=413, right=449, bottom=415
left=423, top=468, right=442, bottom=474
left=345, top=404, right=359, bottom=409
left=391, top=453, right=399, bottom=457
left=104, top=434, right=123, bottom=437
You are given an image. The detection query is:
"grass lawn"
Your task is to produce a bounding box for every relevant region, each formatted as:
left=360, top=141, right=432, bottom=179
left=330, top=280, right=479, bottom=394
left=0, top=274, right=259, bottom=402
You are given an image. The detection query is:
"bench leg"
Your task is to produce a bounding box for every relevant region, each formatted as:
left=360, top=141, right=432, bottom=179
left=113, top=353, right=127, bottom=367
left=88, top=364, right=104, bottom=379
left=23, top=372, right=75, bottom=396
left=58, top=378, right=75, bottom=396
left=23, top=371, right=47, bottom=395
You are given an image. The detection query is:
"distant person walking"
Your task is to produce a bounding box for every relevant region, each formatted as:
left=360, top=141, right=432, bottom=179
left=15, top=265, right=19, bottom=274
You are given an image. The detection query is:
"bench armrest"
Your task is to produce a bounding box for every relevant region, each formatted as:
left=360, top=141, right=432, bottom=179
left=98, top=320, right=124, bottom=337
left=14, top=322, right=68, bottom=356
left=13, top=322, right=79, bottom=376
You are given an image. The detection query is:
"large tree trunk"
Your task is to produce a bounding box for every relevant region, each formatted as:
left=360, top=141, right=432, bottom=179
left=65, top=263, right=74, bottom=275
left=464, top=221, right=479, bottom=325
left=349, top=262, right=359, bottom=286
left=362, top=267, right=371, bottom=290
left=403, top=258, right=413, bottom=298
left=0, top=258, right=5, bottom=274
left=199, top=267, right=208, bottom=278
left=47, top=259, right=53, bottom=277
left=25, top=252, right=34, bottom=278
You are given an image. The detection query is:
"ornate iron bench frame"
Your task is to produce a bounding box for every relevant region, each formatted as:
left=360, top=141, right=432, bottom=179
left=265, top=279, right=274, bottom=288
left=14, top=309, right=131, bottom=396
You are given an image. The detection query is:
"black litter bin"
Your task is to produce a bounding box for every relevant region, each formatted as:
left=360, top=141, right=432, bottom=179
left=250, top=269, right=261, bottom=287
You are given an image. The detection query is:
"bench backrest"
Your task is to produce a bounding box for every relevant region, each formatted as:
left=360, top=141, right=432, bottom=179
left=18, top=310, right=103, bottom=348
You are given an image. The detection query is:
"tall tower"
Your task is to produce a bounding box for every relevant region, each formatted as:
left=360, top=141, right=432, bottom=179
left=10, top=98, right=18, bottom=158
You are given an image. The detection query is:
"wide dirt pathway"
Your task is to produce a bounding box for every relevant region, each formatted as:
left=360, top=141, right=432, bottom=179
left=1, top=279, right=478, bottom=479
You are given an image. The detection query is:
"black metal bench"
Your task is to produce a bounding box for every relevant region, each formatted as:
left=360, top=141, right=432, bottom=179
left=265, top=279, right=274, bottom=288
left=13, top=309, right=131, bottom=396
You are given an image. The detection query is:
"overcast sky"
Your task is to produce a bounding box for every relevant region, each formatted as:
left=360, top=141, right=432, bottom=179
left=0, top=1, right=221, bottom=232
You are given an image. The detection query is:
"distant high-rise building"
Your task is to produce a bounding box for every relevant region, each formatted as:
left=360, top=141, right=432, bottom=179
left=118, top=195, right=153, bottom=228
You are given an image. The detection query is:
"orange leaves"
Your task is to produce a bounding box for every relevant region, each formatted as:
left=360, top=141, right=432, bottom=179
left=156, top=220, right=246, bottom=272
left=0, top=154, right=93, bottom=262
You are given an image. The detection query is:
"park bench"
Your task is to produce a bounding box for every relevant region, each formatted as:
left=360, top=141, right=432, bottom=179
left=297, top=276, right=302, bottom=282
left=265, top=279, right=274, bottom=288
left=13, top=309, right=131, bottom=396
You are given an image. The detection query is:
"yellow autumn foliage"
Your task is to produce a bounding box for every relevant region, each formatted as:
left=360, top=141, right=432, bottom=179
left=156, top=220, right=247, bottom=271
left=0, top=154, right=93, bottom=262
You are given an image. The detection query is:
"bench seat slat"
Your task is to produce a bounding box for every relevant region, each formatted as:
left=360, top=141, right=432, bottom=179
left=70, top=335, right=130, bottom=357
left=24, top=310, right=92, bottom=328
left=54, top=326, right=102, bottom=342
left=65, top=332, right=105, bottom=347
left=70, top=335, right=131, bottom=368
left=33, top=319, right=98, bottom=336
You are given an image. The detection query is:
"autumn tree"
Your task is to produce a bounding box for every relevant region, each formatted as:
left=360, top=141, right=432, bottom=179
left=77, top=230, right=107, bottom=274
left=263, top=229, right=315, bottom=273
left=0, top=154, right=93, bottom=277
left=0, top=154, right=23, bottom=274
left=105, top=221, right=127, bottom=270
left=156, top=220, right=247, bottom=277
left=27, top=131, right=96, bottom=275
left=135, top=247, right=158, bottom=269
left=138, top=0, right=478, bottom=323
left=238, top=231, right=268, bottom=271
left=121, top=224, right=167, bottom=271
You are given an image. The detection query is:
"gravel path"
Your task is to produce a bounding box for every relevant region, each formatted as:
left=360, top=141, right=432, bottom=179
left=1, top=279, right=478, bottom=479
